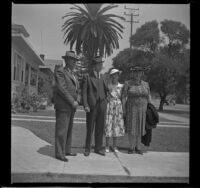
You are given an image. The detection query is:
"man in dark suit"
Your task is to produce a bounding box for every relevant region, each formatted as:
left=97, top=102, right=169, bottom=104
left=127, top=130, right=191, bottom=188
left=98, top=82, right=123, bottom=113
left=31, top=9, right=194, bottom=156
left=82, top=56, right=108, bottom=156
left=54, top=51, right=81, bottom=162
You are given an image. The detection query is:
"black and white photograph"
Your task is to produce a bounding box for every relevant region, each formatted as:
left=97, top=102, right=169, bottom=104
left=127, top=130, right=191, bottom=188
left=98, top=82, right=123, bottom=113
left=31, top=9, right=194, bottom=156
left=11, top=3, right=190, bottom=183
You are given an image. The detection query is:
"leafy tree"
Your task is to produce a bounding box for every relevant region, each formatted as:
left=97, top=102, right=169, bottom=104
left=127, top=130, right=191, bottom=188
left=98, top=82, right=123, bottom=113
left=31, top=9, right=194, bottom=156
left=160, top=19, right=190, bottom=58
left=147, top=47, right=178, bottom=110
left=112, top=48, right=152, bottom=82
left=130, top=20, right=160, bottom=53
left=174, top=48, right=190, bottom=104
left=160, top=19, right=190, bottom=105
left=62, top=4, right=125, bottom=71
left=113, top=19, right=190, bottom=111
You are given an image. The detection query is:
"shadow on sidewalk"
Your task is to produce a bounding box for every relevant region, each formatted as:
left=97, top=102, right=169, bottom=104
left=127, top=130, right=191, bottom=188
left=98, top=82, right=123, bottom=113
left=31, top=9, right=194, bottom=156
left=37, top=145, right=55, bottom=158
left=37, top=145, right=85, bottom=159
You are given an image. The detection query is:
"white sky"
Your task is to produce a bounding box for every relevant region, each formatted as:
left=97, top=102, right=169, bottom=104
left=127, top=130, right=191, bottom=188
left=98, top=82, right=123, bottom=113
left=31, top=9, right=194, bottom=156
left=12, top=3, right=190, bottom=73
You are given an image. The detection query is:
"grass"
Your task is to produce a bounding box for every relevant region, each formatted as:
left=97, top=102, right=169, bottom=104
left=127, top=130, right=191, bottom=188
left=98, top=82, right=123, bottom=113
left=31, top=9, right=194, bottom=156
left=11, top=173, right=189, bottom=183
left=12, top=118, right=189, bottom=153
left=17, top=109, right=56, bottom=116
left=159, top=109, right=190, bottom=119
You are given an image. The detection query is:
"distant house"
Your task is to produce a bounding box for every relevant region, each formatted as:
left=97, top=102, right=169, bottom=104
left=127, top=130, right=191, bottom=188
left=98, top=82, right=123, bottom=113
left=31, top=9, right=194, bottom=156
left=11, top=23, right=44, bottom=99
left=40, top=55, right=63, bottom=72
left=39, top=54, right=63, bottom=99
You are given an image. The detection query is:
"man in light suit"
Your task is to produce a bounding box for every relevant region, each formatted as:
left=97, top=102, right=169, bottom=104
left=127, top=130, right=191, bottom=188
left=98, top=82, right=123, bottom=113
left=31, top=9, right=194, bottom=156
left=82, top=56, right=109, bottom=156
left=54, top=51, right=81, bottom=162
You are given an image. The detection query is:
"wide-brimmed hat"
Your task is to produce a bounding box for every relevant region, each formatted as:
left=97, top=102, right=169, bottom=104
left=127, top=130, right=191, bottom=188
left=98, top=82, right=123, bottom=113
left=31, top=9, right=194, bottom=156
left=110, top=68, right=120, bottom=75
left=62, top=51, right=79, bottom=61
left=130, top=65, right=151, bottom=71
left=91, top=56, right=104, bottom=65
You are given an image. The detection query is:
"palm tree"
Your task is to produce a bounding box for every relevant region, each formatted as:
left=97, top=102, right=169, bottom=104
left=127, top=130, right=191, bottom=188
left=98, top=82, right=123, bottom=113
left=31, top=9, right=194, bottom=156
left=62, top=4, right=125, bottom=70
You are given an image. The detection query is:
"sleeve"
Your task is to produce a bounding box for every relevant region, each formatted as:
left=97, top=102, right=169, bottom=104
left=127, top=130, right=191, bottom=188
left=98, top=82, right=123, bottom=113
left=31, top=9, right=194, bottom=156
left=54, top=67, right=75, bottom=106
left=121, top=81, right=128, bottom=101
left=103, top=74, right=110, bottom=98
left=121, top=81, right=129, bottom=108
left=82, top=74, right=89, bottom=108
left=146, top=82, right=152, bottom=103
left=75, top=75, right=82, bottom=104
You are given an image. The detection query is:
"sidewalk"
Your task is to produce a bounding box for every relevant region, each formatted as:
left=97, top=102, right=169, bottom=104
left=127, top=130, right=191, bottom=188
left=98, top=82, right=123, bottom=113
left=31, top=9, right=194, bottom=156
left=12, top=126, right=189, bottom=181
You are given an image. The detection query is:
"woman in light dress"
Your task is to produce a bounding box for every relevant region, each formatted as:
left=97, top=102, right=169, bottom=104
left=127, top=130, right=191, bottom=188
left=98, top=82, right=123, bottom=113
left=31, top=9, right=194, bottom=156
left=122, top=66, right=151, bottom=155
left=105, top=68, right=125, bottom=153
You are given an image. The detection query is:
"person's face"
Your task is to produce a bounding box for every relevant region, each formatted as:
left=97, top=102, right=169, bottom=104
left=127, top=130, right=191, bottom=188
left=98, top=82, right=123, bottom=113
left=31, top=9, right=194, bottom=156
left=131, top=71, right=143, bottom=80
left=111, top=73, right=119, bottom=83
left=65, top=57, right=76, bottom=70
left=95, top=63, right=103, bottom=72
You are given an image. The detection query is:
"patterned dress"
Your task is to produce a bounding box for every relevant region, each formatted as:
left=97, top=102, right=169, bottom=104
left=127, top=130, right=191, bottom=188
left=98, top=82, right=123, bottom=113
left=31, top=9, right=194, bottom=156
left=122, top=80, right=151, bottom=138
left=105, top=83, right=125, bottom=137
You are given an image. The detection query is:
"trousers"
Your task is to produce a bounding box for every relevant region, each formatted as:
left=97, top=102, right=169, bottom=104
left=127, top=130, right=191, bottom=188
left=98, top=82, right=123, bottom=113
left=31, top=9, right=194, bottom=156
left=85, top=99, right=107, bottom=151
left=55, top=109, right=75, bottom=158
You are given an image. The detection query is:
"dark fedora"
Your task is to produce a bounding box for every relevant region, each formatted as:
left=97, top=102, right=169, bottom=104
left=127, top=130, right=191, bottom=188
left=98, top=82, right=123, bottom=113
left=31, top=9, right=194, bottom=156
left=91, top=56, right=104, bottom=65
left=130, top=65, right=151, bottom=71
left=62, top=51, right=79, bottom=61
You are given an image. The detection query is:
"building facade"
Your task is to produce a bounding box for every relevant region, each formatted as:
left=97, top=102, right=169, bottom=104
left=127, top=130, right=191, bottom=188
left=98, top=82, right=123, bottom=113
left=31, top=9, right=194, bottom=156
left=11, top=24, right=44, bottom=99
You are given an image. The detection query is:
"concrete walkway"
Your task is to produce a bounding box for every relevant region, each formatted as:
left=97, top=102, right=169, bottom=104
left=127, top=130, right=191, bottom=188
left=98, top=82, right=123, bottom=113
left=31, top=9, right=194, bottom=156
left=12, top=126, right=189, bottom=179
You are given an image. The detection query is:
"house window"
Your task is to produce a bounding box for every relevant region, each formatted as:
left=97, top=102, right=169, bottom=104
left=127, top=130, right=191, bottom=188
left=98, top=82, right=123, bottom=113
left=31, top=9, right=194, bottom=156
left=30, top=67, right=37, bottom=87
left=13, top=52, right=24, bottom=82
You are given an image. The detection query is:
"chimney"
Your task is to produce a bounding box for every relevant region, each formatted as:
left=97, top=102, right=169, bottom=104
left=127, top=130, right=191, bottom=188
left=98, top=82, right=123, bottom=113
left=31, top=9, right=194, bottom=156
left=40, top=54, right=45, bottom=60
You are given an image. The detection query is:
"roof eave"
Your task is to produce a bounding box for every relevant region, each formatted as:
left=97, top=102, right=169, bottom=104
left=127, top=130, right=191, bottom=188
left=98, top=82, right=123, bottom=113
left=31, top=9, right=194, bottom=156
left=12, top=33, right=44, bottom=66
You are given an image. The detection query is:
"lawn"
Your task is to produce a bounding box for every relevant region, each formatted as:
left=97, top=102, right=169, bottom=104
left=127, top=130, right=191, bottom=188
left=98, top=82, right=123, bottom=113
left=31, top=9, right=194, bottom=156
left=12, top=118, right=189, bottom=153
left=153, top=101, right=190, bottom=119
left=159, top=109, right=190, bottom=119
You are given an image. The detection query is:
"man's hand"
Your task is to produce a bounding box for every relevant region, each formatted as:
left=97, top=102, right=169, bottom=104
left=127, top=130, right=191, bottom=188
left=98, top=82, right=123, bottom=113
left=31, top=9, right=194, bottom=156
left=84, top=107, right=90, bottom=113
left=73, top=101, right=79, bottom=109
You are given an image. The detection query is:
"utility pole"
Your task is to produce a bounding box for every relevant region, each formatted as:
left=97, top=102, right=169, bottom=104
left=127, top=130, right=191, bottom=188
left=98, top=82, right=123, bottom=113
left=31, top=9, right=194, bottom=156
left=41, top=30, right=43, bottom=54
left=124, top=5, right=139, bottom=48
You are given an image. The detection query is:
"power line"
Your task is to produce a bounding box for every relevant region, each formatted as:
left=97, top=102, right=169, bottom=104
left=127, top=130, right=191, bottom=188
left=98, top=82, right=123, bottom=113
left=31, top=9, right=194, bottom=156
left=124, top=5, right=139, bottom=48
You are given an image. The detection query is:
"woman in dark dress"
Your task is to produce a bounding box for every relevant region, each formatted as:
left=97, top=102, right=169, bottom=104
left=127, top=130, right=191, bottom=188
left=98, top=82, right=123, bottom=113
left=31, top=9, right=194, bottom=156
left=122, top=66, right=151, bottom=154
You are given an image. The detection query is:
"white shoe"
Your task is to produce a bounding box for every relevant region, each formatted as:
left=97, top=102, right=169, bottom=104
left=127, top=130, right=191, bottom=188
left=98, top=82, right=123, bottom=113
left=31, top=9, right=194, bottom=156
left=105, top=147, right=110, bottom=153
left=114, top=147, right=119, bottom=153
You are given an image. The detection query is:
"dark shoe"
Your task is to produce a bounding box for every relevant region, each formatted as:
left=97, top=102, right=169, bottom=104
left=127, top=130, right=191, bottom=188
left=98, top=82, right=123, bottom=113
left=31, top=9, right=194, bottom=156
left=135, top=147, right=143, bottom=155
left=55, top=156, right=68, bottom=162
left=84, top=151, right=90, bottom=157
left=95, top=150, right=105, bottom=156
left=128, top=149, right=134, bottom=154
left=65, top=153, right=77, bottom=156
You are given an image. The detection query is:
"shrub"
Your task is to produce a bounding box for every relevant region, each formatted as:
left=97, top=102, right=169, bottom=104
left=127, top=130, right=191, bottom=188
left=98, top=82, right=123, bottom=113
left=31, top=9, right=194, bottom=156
left=12, top=85, right=43, bottom=113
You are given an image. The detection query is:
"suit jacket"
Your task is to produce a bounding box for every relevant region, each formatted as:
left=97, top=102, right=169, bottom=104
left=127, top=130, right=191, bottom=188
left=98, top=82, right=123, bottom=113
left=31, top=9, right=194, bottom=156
left=82, top=71, right=109, bottom=110
left=54, top=66, right=81, bottom=111
left=141, top=103, right=159, bottom=146
left=146, top=103, right=159, bottom=128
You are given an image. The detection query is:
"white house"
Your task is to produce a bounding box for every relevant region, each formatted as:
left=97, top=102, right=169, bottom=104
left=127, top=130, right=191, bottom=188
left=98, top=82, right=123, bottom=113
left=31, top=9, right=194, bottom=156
left=11, top=23, right=44, bottom=99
